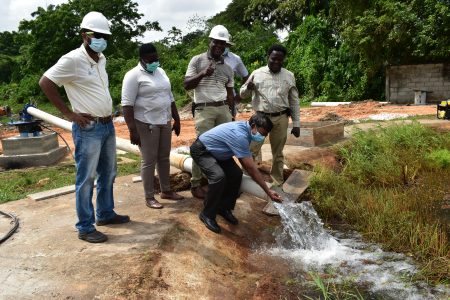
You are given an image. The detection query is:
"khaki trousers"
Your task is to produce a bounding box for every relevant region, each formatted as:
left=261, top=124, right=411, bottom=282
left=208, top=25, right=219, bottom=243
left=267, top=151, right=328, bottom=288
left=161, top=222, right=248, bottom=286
left=135, top=119, right=172, bottom=199
left=250, top=114, right=288, bottom=186
left=191, top=105, right=232, bottom=187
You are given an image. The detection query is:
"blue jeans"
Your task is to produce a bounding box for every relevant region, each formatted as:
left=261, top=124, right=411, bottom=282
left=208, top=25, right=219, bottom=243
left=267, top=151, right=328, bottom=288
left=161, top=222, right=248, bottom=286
left=72, top=121, right=117, bottom=234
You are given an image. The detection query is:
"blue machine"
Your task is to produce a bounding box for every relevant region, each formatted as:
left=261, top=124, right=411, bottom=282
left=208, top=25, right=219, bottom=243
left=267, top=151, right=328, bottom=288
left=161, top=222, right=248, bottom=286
left=8, top=104, right=43, bottom=137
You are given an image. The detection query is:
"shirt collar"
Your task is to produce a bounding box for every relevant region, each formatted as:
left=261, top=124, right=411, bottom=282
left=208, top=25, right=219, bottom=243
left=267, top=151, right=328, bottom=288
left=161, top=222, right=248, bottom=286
left=207, top=51, right=224, bottom=64
left=80, top=44, right=104, bottom=65
left=246, top=121, right=252, bottom=142
left=138, top=62, right=158, bottom=75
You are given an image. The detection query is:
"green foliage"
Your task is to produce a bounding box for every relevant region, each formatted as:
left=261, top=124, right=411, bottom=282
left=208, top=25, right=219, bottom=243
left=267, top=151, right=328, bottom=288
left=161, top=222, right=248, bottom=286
left=0, top=153, right=140, bottom=204
left=17, top=0, right=161, bottom=77
left=338, top=122, right=449, bottom=186
left=1, top=0, right=450, bottom=110
left=425, top=149, right=450, bottom=169
left=309, top=123, right=450, bottom=282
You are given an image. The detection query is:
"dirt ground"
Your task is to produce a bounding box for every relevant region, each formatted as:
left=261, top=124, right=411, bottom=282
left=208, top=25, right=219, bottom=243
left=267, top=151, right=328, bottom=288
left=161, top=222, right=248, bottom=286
left=0, top=102, right=448, bottom=299
left=0, top=101, right=438, bottom=153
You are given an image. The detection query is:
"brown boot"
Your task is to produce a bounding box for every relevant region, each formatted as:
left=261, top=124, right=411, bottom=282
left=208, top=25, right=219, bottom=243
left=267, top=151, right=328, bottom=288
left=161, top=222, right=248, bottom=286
left=146, top=198, right=163, bottom=209
left=161, top=191, right=184, bottom=200
left=191, top=186, right=206, bottom=199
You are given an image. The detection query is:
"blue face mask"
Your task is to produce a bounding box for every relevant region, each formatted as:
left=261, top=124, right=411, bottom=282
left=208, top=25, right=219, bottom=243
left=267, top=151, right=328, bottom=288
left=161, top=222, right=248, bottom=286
left=89, top=38, right=107, bottom=53
left=251, top=129, right=265, bottom=142
left=145, top=61, right=160, bottom=73
left=223, top=47, right=229, bottom=56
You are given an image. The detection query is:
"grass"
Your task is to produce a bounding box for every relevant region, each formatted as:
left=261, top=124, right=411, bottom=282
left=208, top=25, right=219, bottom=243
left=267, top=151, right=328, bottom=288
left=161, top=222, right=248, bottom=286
left=0, top=153, right=141, bottom=204
left=301, top=272, right=366, bottom=300
left=309, top=122, right=450, bottom=283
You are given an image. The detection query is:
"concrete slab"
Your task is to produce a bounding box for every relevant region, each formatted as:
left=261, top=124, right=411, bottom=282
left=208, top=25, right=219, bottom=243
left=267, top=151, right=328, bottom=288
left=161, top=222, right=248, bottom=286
left=0, top=146, right=68, bottom=169
left=262, top=170, right=313, bottom=216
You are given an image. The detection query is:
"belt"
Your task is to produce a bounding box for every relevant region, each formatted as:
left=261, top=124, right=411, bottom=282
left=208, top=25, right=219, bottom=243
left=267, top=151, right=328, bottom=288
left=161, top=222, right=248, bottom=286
left=194, top=100, right=227, bottom=108
left=80, top=114, right=112, bottom=124
left=258, top=109, right=289, bottom=117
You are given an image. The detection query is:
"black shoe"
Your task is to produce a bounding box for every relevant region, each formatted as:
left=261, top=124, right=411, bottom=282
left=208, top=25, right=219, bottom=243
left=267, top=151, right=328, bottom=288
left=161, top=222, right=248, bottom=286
left=96, top=214, right=130, bottom=226
left=78, top=230, right=108, bottom=243
left=199, top=212, right=221, bottom=234
left=218, top=209, right=238, bottom=225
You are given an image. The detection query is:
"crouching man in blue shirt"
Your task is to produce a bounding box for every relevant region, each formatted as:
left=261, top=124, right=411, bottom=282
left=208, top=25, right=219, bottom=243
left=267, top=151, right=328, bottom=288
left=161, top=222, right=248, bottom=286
left=190, top=112, right=282, bottom=233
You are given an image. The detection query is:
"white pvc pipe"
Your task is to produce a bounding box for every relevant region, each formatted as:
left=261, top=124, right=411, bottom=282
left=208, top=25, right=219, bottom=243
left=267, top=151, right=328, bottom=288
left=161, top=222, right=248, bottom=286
left=28, top=107, right=271, bottom=201
left=27, top=107, right=140, bottom=155
left=169, top=153, right=271, bottom=201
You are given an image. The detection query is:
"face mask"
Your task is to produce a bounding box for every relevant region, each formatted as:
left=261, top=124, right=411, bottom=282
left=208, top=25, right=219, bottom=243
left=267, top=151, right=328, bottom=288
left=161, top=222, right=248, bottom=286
left=251, top=129, right=265, bottom=142
left=89, top=38, right=107, bottom=53
left=145, top=61, right=160, bottom=73
left=223, top=47, right=229, bottom=56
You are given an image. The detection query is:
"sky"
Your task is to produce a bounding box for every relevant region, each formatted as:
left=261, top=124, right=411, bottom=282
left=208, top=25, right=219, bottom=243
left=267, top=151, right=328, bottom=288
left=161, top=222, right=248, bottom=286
left=0, top=0, right=232, bottom=41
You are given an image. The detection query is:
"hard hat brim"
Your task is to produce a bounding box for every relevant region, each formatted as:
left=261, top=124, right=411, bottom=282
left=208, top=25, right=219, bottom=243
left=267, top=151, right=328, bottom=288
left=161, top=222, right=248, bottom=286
left=82, top=27, right=112, bottom=35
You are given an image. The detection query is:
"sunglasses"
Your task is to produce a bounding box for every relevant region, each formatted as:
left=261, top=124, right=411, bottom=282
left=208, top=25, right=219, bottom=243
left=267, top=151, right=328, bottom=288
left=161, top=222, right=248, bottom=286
left=85, top=31, right=110, bottom=40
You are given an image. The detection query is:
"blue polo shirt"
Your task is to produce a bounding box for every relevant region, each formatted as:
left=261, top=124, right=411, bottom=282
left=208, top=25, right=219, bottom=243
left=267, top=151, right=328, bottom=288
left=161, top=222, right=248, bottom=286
left=199, top=121, right=252, bottom=161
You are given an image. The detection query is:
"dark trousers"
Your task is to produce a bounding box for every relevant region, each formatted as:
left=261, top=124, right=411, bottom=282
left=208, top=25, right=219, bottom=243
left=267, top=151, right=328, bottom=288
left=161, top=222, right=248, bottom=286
left=190, top=139, right=243, bottom=219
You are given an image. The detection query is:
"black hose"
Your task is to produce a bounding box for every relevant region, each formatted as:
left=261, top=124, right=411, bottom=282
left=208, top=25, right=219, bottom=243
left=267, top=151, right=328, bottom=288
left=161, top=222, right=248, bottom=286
left=0, top=210, right=19, bottom=244
left=40, top=123, right=74, bottom=160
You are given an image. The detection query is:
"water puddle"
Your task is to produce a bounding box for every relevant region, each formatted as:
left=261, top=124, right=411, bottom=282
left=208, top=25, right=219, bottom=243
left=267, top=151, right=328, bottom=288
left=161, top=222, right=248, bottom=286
left=263, top=202, right=449, bottom=299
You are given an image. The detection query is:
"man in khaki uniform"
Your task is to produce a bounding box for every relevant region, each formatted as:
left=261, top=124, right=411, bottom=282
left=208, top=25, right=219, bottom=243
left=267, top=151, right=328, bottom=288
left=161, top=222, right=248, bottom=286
left=240, top=44, right=300, bottom=186
left=184, top=25, right=234, bottom=199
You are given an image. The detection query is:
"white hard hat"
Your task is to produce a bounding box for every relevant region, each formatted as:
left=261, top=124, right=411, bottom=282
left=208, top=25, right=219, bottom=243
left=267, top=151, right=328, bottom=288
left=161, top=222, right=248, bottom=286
left=80, top=11, right=111, bottom=35
left=209, top=25, right=230, bottom=43
left=227, top=34, right=235, bottom=46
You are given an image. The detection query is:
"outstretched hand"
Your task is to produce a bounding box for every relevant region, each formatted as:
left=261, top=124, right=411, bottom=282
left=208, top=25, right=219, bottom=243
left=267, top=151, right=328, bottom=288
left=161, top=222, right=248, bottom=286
left=268, top=189, right=283, bottom=203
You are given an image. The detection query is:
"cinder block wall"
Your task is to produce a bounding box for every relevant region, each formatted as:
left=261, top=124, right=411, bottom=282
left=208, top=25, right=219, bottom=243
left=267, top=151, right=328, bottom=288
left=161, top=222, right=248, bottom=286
left=386, top=63, right=450, bottom=104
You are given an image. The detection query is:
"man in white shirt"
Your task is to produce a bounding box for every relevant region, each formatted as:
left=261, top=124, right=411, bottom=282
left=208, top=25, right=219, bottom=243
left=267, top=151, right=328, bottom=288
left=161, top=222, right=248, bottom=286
left=39, top=11, right=129, bottom=243
left=240, top=44, right=300, bottom=187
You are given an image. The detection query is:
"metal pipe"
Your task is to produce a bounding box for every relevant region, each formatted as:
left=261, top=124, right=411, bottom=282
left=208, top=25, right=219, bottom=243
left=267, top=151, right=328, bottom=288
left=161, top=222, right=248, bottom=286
left=27, top=107, right=272, bottom=201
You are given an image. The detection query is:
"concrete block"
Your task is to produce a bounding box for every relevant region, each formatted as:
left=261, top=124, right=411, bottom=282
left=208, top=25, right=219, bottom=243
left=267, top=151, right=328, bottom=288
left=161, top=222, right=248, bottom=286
left=2, top=133, right=59, bottom=155
left=263, top=170, right=313, bottom=216
left=0, top=146, right=67, bottom=169
left=285, top=121, right=344, bottom=147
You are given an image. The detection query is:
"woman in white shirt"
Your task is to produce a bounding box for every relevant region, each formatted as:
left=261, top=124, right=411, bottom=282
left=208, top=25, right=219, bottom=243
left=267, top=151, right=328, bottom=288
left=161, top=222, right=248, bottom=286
left=121, top=43, right=184, bottom=209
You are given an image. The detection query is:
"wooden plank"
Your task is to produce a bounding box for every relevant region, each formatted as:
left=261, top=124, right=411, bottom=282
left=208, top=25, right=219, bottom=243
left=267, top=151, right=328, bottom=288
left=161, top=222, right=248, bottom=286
left=28, top=185, right=76, bottom=201
left=28, top=181, right=97, bottom=201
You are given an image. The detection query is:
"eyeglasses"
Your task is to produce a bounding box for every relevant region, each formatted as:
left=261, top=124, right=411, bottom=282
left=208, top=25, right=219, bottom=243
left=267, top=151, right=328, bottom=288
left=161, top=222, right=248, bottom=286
left=85, top=31, right=110, bottom=40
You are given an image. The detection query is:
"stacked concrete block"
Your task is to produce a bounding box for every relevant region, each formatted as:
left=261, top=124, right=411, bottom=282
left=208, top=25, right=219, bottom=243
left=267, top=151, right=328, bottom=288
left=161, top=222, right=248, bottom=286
left=387, top=63, right=450, bottom=103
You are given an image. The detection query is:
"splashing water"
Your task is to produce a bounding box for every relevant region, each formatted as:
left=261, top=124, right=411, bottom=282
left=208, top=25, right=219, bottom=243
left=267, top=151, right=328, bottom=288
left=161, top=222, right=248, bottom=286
left=265, top=202, right=449, bottom=300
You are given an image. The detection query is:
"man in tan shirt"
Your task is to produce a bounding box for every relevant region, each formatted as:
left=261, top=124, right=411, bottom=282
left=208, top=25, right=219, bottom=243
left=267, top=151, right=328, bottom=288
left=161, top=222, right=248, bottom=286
left=240, top=44, right=300, bottom=186
left=184, top=25, right=235, bottom=199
